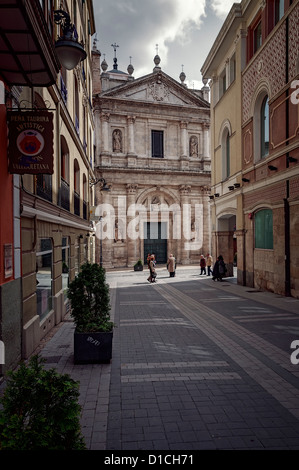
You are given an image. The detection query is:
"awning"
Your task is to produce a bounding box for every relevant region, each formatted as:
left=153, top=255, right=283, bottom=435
left=0, top=0, right=60, bottom=87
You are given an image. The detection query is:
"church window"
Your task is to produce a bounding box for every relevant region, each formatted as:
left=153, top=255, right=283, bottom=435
left=151, top=130, right=164, bottom=158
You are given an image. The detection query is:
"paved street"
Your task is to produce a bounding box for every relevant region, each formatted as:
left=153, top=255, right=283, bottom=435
left=14, top=265, right=299, bottom=452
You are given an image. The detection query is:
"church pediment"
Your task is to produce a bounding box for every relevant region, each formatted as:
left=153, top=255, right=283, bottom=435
left=100, top=71, right=209, bottom=108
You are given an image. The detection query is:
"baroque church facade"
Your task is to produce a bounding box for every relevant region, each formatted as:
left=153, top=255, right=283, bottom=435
left=92, top=47, right=211, bottom=268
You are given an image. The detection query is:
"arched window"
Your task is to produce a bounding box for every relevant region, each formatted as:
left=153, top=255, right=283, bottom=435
left=60, top=136, right=70, bottom=211
left=261, top=96, right=269, bottom=158
left=221, top=126, right=230, bottom=180
left=74, top=159, right=80, bottom=193
left=253, top=89, right=270, bottom=162
left=61, top=136, right=69, bottom=182
left=255, top=209, right=273, bottom=249
left=36, top=238, right=53, bottom=319
left=275, top=0, right=284, bottom=24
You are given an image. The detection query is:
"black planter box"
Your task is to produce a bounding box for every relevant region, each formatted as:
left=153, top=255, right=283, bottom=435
left=74, top=330, right=113, bottom=364
left=134, top=265, right=143, bottom=271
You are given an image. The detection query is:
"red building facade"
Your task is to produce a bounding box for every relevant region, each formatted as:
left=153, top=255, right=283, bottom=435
left=241, top=0, right=299, bottom=296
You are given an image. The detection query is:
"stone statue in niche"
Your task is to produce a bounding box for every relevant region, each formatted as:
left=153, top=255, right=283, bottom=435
left=113, top=129, right=122, bottom=152
left=189, top=136, right=198, bottom=157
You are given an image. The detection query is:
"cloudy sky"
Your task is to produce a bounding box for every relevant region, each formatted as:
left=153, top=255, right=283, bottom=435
left=93, top=0, right=236, bottom=89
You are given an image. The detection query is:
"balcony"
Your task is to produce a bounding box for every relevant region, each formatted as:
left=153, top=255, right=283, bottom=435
left=83, top=200, right=87, bottom=220
left=74, top=191, right=80, bottom=216
left=36, top=175, right=52, bottom=202
left=60, top=179, right=70, bottom=211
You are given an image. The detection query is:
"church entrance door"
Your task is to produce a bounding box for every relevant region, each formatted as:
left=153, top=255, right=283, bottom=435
left=143, top=222, right=167, bottom=264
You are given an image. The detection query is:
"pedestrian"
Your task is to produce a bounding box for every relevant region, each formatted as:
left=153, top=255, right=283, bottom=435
left=147, top=255, right=157, bottom=283
left=167, top=253, right=176, bottom=277
left=200, top=254, right=206, bottom=275
left=146, top=253, right=151, bottom=269
left=212, top=255, right=226, bottom=281
left=206, top=253, right=213, bottom=276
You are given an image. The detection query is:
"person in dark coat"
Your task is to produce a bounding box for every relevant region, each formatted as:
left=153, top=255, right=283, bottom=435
left=212, top=255, right=226, bottom=281
left=200, top=255, right=206, bottom=275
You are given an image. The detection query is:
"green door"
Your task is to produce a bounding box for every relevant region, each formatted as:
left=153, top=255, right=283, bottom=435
left=143, top=222, right=167, bottom=264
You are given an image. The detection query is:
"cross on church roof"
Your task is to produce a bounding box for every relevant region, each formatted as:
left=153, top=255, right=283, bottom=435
left=111, top=43, right=119, bottom=58
left=111, top=43, right=119, bottom=70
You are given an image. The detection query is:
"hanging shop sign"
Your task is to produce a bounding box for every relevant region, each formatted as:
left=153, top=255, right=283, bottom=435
left=7, top=110, right=54, bottom=175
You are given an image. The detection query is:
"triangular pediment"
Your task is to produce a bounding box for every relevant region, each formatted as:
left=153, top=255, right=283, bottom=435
left=100, top=71, right=209, bottom=108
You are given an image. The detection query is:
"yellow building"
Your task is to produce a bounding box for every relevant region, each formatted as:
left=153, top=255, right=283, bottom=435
left=201, top=3, right=244, bottom=277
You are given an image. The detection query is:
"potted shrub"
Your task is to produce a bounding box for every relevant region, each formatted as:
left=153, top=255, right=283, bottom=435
left=67, top=262, right=114, bottom=364
left=0, top=355, right=85, bottom=450
left=134, top=259, right=143, bottom=271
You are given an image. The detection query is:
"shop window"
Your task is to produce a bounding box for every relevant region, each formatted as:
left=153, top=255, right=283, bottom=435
left=255, top=209, right=273, bottom=249
left=75, top=238, right=80, bottom=276
left=62, top=237, right=70, bottom=300
left=36, top=238, right=53, bottom=320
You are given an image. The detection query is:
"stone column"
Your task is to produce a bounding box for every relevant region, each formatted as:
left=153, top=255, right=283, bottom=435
left=126, top=183, right=138, bottom=266
left=180, top=121, right=188, bottom=157
left=101, top=112, right=110, bottom=155
left=179, top=184, right=191, bottom=265
left=202, top=122, right=210, bottom=159
left=127, top=115, right=136, bottom=155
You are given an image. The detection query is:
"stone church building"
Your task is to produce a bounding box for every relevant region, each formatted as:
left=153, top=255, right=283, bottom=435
left=92, top=46, right=211, bottom=268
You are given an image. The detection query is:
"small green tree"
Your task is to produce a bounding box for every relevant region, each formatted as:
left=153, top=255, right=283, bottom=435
left=67, top=262, right=113, bottom=333
left=0, top=355, right=85, bottom=450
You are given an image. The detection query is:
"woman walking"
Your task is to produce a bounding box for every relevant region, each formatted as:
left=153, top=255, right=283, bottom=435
left=167, top=254, right=176, bottom=278
left=147, top=255, right=157, bottom=283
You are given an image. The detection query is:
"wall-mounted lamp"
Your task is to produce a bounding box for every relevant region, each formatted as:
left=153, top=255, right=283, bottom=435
left=54, top=10, right=87, bottom=70
left=89, top=177, right=110, bottom=191
left=228, top=186, right=235, bottom=191
left=214, top=193, right=219, bottom=197
left=268, top=165, right=277, bottom=171
left=234, top=183, right=240, bottom=188
left=288, top=156, right=298, bottom=163
left=242, top=178, right=250, bottom=182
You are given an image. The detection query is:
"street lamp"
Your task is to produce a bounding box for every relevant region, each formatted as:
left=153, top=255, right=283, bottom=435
left=89, top=177, right=110, bottom=191
left=54, top=10, right=86, bottom=70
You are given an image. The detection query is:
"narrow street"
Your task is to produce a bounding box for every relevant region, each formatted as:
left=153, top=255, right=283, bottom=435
left=34, top=266, right=299, bottom=451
